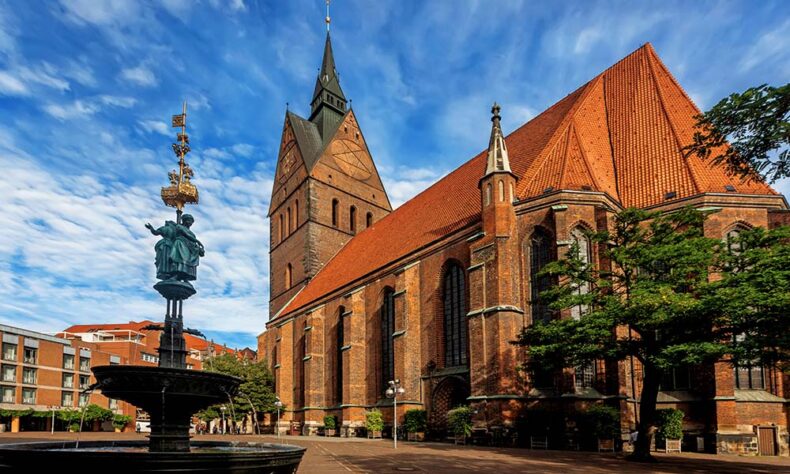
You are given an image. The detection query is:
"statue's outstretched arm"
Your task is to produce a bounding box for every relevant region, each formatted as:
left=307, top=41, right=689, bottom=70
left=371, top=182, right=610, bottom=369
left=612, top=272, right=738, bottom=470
left=145, top=223, right=161, bottom=236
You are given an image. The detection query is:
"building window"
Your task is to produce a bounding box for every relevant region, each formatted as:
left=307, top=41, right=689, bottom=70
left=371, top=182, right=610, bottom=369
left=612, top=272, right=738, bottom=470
left=22, top=388, right=35, bottom=405
left=381, top=288, right=395, bottom=390
left=62, top=373, right=74, bottom=389
left=63, top=354, right=75, bottom=370
left=294, top=200, right=299, bottom=228
left=2, top=386, right=14, bottom=403
left=109, top=398, right=119, bottom=410
left=61, top=391, right=73, bottom=407
left=78, top=392, right=89, bottom=407
left=485, top=183, right=492, bottom=206
left=2, top=343, right=16, bottom=361
left=141, top=353, right=159, bottom=364
left=22, top=367, right=36, bottom=384
left=279, top=213, right=284, bottom=241
left=79, top=357, right=90, bottom=372
left=570, top=227, right=591, bottom=320
left=349, top=206, right=357, bottom=233
left=735, top=364, right=765, bottom=390
left=79, top=375, right=90, bottom=390
left=286, top=207, right=292, bottom=236
left=332, top=199, right=339, bottom=227
left=285, top=263, right=293, bottom=290
left=366, top=212, right=373, bottom=228
left=510, top=182, right=515, bottom=203
left=660, top=366, right=691, bottom=390
left=498, top=180, right=505, bottom=201
left=23, top=347, right=37, bottom=364
left=336, top=307, right=345, bottom=405
left=574, top=363, right=596, bottom=388
left=186, top=364, right=194, bottom=370
left=1, top=365, right=15, bottom=382
left=530, top=227, right=556, bottom=324
left=443, top=262, right=468, bottom=367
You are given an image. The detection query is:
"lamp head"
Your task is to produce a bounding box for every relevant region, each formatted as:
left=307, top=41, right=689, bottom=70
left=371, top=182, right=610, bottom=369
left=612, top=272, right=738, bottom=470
left=385, top=388, right=394, bottom=398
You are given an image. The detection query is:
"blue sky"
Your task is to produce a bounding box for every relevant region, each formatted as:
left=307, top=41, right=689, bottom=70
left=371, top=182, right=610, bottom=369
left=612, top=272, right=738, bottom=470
left=0, top=0, right=788, bottom=350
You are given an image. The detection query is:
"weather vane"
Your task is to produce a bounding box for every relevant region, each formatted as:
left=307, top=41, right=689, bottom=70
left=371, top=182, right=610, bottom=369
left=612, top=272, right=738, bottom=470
left=160, top=101, right=199, bottom=223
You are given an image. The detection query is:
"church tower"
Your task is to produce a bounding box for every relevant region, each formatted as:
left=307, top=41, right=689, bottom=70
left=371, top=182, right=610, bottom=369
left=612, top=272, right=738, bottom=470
left=268, top=26, right=391, bottom=318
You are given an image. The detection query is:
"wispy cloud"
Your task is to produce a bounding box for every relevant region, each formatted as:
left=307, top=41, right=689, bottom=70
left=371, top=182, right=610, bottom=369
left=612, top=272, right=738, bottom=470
left=120, top=64, right=157, bottom=87
left=0, top=71, right=27, bottom=96
left=59, top=0, right=140, bottom=27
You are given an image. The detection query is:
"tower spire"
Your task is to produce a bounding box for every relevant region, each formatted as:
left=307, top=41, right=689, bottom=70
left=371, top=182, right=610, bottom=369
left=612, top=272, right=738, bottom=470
left=484, top=102, right=512, bottom=176
left=309, top=4, right=347, bottom=136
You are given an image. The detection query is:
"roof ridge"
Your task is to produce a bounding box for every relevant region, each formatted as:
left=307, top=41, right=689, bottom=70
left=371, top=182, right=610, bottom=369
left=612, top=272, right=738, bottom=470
left=644, top=47, right=702, bottom=194
left=570, top=117, right=603, bottom=191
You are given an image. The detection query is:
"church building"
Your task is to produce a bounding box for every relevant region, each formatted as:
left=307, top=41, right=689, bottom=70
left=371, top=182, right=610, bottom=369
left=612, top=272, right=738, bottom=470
left=259, top=30, right=789, bottom=456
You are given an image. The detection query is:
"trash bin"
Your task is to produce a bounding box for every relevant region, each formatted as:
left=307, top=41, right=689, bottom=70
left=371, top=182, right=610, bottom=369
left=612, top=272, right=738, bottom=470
left=290, top=422, right=300, bottom=436
left=0, top=424, right=6, bottom=433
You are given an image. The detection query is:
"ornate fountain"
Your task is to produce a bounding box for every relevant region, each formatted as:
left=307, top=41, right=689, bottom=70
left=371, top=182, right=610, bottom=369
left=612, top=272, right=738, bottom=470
left=0, top=104, right=305, bottom=473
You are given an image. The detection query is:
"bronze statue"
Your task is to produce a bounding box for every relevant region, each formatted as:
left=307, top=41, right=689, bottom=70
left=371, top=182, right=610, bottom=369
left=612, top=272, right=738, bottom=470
left=145, top=214, right=205, bottom=282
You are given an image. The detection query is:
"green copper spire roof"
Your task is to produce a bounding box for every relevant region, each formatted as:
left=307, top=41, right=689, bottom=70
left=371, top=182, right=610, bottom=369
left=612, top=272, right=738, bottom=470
left=309, top=32, right=347, bottom=128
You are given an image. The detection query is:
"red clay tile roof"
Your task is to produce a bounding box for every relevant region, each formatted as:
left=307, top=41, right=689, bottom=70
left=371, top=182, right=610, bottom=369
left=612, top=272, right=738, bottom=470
left=62, top=320, right=156, bottom=334
left=275, top=43, right=777, bottom=320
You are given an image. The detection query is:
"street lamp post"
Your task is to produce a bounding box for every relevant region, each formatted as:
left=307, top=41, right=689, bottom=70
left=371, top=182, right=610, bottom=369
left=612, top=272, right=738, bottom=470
left=220, top=405, right=226, bottom=435
left=385, top=379, right=405, bottom=449
left=48, top=406, right=59, bottom=434
left=274, top=398, right=283, bottom=442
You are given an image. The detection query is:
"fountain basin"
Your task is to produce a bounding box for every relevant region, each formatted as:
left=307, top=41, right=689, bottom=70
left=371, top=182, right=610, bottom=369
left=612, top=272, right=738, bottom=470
left=0, top=440, right=306, bottom=473
left=92, top=365, right=242, bottom=452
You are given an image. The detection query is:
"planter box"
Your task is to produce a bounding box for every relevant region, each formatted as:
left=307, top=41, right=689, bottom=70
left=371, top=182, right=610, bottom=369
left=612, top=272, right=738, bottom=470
left=367, top=430, right=382, bottom=439
left=325, top=429, right=335, bottom=437
left=664, top=439, right=681, bottom=453
left=597, top=438, right=615, bottom=452
left=407, top=432, right=425, bottom=442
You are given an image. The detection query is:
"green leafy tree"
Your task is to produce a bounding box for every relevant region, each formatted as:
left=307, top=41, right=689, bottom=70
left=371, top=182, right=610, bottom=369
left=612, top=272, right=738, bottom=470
left=197, top=353, right=277, bottom=424
left=516, top=208, right=789, bottom=461
left=685, top=83, right=789, bottom=182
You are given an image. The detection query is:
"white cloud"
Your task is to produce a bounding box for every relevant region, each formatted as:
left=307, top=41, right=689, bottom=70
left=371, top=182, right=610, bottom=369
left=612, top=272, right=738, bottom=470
left=59, top=0, right=139, bottom=26
left=231, top=143, right=255, bottom=157
left=381, top=165, right=447, bottom=208
left=209, top=0, right=246, bottom=13
left=0, top=70, right=28, bottom=96
left=43, top=100, right=98, bottom=120
left=574, top=27, right=602, bottom=54
left=120, top=64, right=157, bottom=87
left=738, top=19, right=790, bottom=73
left=43, top=95, right=137, bottom=120
left=138, top=120, right=171, bottom=137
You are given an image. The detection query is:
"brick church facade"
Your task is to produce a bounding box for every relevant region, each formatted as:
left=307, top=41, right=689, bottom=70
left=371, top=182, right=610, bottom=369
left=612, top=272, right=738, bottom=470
left=259, top=33, right=789, bottom=455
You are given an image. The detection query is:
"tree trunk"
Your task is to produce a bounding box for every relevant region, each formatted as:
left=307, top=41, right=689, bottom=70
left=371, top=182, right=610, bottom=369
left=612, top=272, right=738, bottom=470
left=630, top=363, right=661, bottom=462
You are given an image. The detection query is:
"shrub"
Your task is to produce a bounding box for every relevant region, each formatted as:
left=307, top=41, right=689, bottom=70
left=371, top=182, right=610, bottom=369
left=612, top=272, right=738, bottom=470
left=656, top=409, right=684, bottom=441
left=323, top=415, right=337, bottom=430
left=68, top=423, right=81, bottom=432
left=447, top=406, right=473, bottom=438
left=112, top=414, right=132, bottom=431
left=365, top=410, right=384, bottom=432
left=404, top=409, right=427, bottom=433
left=580, top=405, right=620, bottom=439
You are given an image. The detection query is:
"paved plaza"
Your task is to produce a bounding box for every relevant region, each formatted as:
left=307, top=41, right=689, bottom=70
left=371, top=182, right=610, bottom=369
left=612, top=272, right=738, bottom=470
left=0, top=432, right=787, bottom=473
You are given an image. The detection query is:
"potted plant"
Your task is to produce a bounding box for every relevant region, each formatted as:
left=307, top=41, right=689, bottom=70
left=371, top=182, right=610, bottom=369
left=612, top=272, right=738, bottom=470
left=323, top=415, right=337, bottom=437
left=656, top=409, right=683, bottom=453
left=112, top=414, right=132, bottom=433
left=583, top=405, right=619, bottom=452
left=405, top=409, right=427, bottom=441
left=366, top=410, right=383, bottom=439
left=447, top=406, right=473, bottom=445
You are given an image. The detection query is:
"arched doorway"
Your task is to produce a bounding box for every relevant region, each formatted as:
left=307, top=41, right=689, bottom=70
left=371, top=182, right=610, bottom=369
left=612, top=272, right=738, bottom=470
left=429, top=376, right=470, bottom=432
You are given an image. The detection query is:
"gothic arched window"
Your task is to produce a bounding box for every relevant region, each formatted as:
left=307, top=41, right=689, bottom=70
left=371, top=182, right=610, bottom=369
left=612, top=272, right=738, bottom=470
left=530, top=227, right=555, bottom=324
left=285, top=263, right=292, bottom=290
left=570, top=227, right=591, bottom=320
left=498, top=180, right=505, bottom=202
left=485, top=183, right=492, bottom=206
left=443, top=262, right=468, bottom=367
left=336, top=307, right=345, bottom=405
left=279, top=214, right=284, bottom=242
left=350, top=206, right=357, bottom=233
left=294, top=200, right=299, bottom=229
left=332, top=199, right=339, bottom=227
left=381, top=289, right=395, bottom=390
left=286, top=207, right=292, bottom=236
left=366, top=212, right=373, bottom=228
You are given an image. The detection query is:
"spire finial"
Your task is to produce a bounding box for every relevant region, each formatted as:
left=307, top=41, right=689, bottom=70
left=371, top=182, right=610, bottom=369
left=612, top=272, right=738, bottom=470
left=483, top=101, right=512, bottom=176
left=326, top=0, right=331, bottom=32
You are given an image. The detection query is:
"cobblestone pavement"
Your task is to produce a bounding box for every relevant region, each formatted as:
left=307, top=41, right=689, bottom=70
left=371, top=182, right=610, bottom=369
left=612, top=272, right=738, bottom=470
left=0, top=432, right=788, bottom=473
